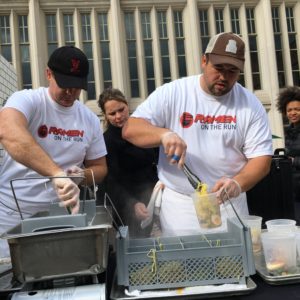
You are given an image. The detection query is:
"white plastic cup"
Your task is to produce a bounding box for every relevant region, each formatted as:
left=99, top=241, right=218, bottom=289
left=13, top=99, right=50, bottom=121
left=242, top=215, right=262, bottom=254
left=265, top=219, right=296, bottom=233
left=295, top=232, right=300, bottom=261
left=192, top=192, right=222, bottom=229
left=261, top=231, right=297, bottom=275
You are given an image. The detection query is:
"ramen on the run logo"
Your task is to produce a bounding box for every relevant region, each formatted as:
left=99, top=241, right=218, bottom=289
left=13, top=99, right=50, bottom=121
left=180, top=112, right=194, bottom=128
left=38, top=125, right=48, bottom=138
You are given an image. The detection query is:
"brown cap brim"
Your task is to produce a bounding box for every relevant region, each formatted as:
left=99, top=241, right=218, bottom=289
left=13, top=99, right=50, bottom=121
left=209, top=53, right=244, bottom=72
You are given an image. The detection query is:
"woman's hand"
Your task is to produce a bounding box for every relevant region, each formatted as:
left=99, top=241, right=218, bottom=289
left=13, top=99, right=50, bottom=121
left=134, top=202, right=150, bottom=220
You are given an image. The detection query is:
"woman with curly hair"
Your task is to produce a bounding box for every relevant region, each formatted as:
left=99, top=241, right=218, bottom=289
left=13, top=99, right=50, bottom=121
left=277, top=86, right=300, bottom=216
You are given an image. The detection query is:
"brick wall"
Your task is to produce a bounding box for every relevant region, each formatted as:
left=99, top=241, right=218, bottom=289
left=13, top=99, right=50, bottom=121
left=0, top=55, right=17, bottom=106
left=0, top=55, right=17, bottom=164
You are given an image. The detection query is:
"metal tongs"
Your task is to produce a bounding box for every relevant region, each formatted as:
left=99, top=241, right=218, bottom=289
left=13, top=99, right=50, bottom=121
left=182, top=163, right=203, bottom=192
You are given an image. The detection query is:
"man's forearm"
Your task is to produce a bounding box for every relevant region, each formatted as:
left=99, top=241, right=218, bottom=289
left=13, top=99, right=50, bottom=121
left=84, top=157, right=108, bottom=186
left=234, top=155, right=272, bottom=192
left=122, top=117, right=169, bottom=148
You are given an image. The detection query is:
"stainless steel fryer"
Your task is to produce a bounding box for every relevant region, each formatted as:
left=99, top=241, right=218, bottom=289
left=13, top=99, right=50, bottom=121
left=1, top=200, right=112, bottom=283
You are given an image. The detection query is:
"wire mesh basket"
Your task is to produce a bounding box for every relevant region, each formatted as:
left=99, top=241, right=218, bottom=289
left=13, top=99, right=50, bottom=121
left=116, top=217, right=255, bottom=291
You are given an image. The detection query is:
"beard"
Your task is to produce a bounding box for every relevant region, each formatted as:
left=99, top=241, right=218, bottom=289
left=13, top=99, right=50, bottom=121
left=207, top=81, right=232, bottom=96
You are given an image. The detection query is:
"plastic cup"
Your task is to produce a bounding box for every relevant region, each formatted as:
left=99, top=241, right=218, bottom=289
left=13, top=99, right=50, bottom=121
left=295, top=232, right=300, bottom=261
left=192, top=192, right=222, bottom=229
left=265, top=219, right=296, bottom=233
left=261, top=231, right=297, bottom=275
left=242, top=215, right=262, bottom=254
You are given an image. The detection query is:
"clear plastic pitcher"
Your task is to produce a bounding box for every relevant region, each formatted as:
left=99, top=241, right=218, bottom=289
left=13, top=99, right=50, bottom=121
left=242, top=215, right=263, bottom=254
left=192, top=191, right=222, bottom=229
left=261, top=231, right=297, bottom=275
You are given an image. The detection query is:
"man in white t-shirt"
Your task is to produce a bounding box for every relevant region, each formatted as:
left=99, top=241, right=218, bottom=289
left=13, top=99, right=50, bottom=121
left=123, top=32, right=273, bottom=236
left=0, top=46, right=107, bottom=257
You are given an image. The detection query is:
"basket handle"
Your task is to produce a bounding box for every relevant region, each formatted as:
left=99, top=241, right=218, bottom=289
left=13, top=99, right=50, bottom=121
left=103, top=193, right=124, bottom=238
left=222, top=189, right=247, bottom=230
left=10, top=175, right=86, bottom=220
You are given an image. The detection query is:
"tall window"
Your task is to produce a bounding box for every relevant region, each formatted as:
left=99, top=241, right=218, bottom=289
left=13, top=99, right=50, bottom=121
left=0, top=15, right=12, bottom=63
left=81, top=13, right=95, bottom=100
left=230, top=8, right=244, bottom=86
left=18, top=15, right=32, bottom=89
left=272, top=7, right=285, bottom=88
left=286, top=7, right=300, bottom=85
left=157, top=11, right=171, bottom=84
left=98, top=13, right=112, bottom=89
left=141, top=12, right=155, bottom=95
left=63, top=14, right=75, bottom=46
left=125, top=12, right=139, bottom=97
left=46, top=14, right=58, bottom=55
left=246, top=8, right=261, bottom=90
left=230, top=9, right=240, bottom=35
left=215, top=9, right=224, bottom=33
left=173, top=11, right=186, bottom=77
left=199, top=9, right=210, bottom=53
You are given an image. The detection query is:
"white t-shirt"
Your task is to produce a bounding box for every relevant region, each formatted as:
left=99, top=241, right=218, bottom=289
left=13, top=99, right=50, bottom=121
left=0, top=87, right=107, bottom=215
left=132, top=75, right=273, bottom=235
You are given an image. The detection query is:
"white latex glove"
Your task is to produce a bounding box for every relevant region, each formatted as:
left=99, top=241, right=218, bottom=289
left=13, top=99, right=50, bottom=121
left=65, top=166, right=85, bottom=185
left=216, top=177, right=242, bottom=202
left=52, top=171, right=80, bottom=214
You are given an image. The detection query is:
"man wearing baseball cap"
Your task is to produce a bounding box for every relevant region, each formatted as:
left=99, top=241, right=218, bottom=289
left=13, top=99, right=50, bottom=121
left=0, top=46, right=107, bottom=257
left=123, top=32, right=273, bottom=236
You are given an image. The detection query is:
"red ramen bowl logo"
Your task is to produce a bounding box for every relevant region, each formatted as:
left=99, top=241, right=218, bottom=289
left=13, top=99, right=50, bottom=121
left=38, top=125, right=48, bottom=138
left=180, top=112, right=193, bottom=128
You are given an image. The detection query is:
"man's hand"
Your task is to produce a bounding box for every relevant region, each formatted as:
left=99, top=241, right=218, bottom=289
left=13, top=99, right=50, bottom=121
left=212, top=177, right=242, bottom=203
left=65, top=166, right=85, bottom=185
left=160, top=131, right=187, bottom=168
left=52, top=172, right=80, bottom=214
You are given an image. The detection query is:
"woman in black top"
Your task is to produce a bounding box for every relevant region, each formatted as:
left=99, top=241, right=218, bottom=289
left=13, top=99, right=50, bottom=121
left=277, top=86, right=300, bottom=214
left=98, top=87, right=158, bottom=238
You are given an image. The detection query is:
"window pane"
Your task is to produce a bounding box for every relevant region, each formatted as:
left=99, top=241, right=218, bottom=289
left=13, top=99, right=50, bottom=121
left=98, top=13, right=112, bottom=90
left=64, top=14, right=74, bottom=44
left=125, top=12, right=139, bottom=97
left=0, top=16, right=12, bottom=62
left=144, top=40, right=152, bottom=56
left=162, top=57, right=170, bottom=78
left=19, top=15, right=32, bottom=89
left=250, top=52, right=259, bottom=72
left=158, top=11, right=170, bottom=83
left=102, top=60, right=112, bottom=81
left=252, top=74, right=261, bottom=90
left=82, top=13, right=95, bottom=100
left=246, top=8, right=261, bottom=90
left=129, top=59, right=138, bottom=78
left=101, top=42, right=109, bottom=58
left=174, top=11, right=186, bottom=77
left=146, top=57, right=154, bottom=77
left=1, top=45, right=11, bottom=61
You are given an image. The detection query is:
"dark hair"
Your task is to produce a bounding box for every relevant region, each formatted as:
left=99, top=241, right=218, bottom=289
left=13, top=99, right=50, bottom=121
left=98, top=87, right=128, bottom=114
left=276, top=86, right=300, bottom=115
